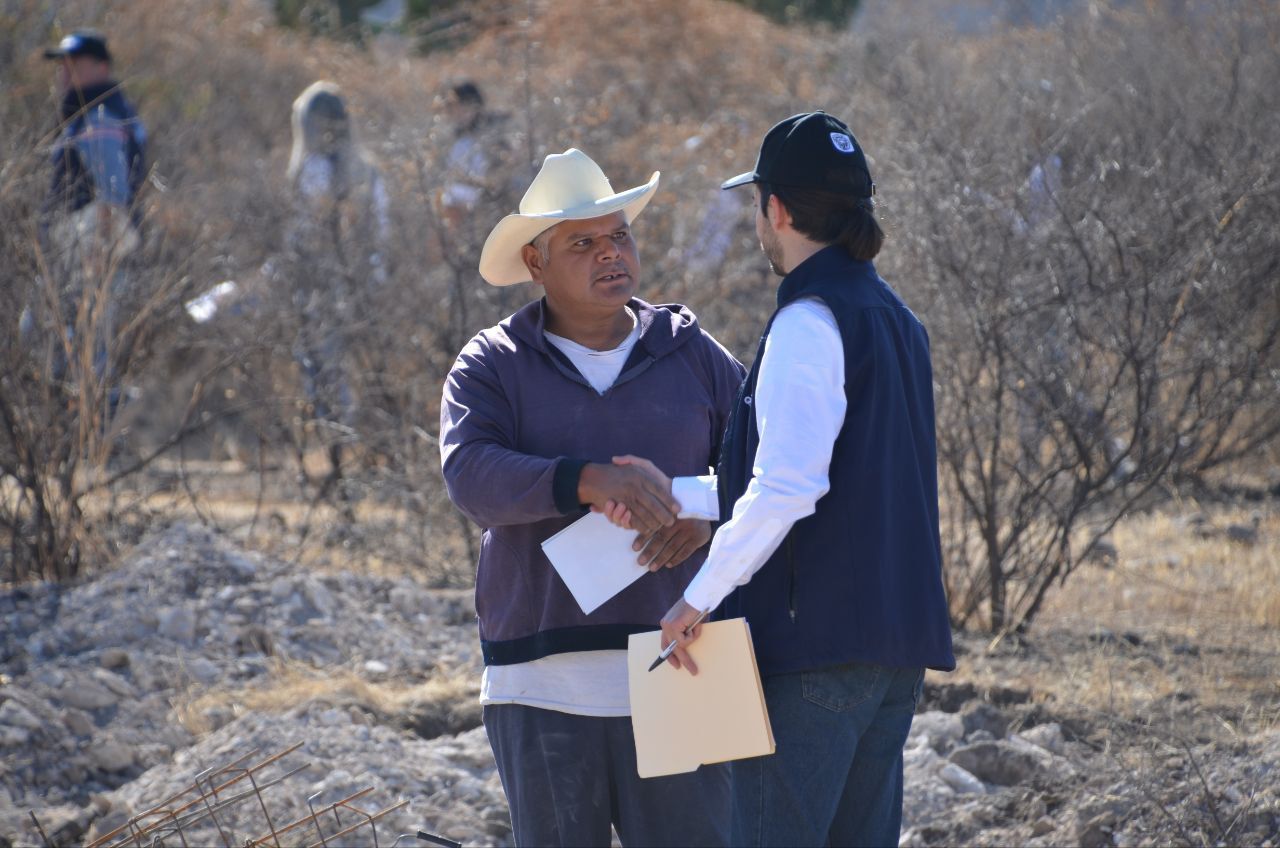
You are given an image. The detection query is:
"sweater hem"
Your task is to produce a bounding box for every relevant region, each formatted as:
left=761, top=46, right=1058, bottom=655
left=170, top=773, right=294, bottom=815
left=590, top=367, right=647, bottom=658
left=482, top=623, right=659, bottom=666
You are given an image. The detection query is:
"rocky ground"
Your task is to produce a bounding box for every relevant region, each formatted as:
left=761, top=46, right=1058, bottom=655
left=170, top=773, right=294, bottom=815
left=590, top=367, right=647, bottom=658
left=2, top=521, right=1278, bottom=847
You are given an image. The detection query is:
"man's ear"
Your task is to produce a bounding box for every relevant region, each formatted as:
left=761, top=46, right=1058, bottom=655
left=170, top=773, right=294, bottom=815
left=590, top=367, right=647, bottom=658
left=521, top=243, right=545, bottom=285
left=766, top=194, right=793, bottom=234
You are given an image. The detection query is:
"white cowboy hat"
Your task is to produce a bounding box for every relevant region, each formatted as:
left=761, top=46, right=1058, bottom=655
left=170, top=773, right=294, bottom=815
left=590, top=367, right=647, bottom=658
left=478, top=148, right=660, bottom=286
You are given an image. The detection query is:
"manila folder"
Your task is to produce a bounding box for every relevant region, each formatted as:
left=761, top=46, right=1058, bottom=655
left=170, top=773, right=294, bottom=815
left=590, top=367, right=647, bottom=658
left=628, top=617, right=775, bottom=778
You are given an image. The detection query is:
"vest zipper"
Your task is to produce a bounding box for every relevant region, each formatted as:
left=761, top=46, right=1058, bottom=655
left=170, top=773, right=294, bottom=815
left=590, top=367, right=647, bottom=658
left=787, top=536, right=797, bottom=623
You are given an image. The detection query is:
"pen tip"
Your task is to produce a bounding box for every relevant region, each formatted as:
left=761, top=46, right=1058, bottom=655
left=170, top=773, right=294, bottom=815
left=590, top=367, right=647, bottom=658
left=647, top=658, right=663, bottom=672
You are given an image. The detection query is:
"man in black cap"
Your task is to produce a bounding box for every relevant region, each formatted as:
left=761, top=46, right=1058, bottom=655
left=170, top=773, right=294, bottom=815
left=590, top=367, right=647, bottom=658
left=26, top=29, right=148, bottom=409
left=43, top=29, right=147, bottom=221
left=605, top=111, right=956, bottom=845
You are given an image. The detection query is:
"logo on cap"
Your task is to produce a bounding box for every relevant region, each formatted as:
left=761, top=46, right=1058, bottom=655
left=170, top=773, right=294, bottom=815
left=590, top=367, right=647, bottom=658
left=830, top=133, right=855, bottom=153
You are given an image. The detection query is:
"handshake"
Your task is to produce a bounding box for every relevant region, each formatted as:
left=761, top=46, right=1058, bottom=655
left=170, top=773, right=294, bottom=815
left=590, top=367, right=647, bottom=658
left=579, top=456, right=709, bottom=572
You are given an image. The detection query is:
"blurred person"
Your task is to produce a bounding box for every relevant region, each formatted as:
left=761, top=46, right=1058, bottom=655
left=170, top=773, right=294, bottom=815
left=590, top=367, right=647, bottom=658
left=438, top=80, right=517, bottom=232
left=42, top=29, right=147, bottom=234
left=1011, top=153, right=1134, bottom=478
left=439, top=148, right=743, bottom=846
left=281, top=80, right=391, bottom=491
left=24, top=29, right=148, bottom=411
left=602, top=112, right=956, bottom=847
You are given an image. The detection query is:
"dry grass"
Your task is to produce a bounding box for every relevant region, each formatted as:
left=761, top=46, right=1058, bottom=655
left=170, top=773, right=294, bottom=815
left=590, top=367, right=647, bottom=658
left=175, top=658, right=479, bottom=737
left=1047, top=506, right=1280, bottom=639
left=937, top=503, right=1280, bottom=739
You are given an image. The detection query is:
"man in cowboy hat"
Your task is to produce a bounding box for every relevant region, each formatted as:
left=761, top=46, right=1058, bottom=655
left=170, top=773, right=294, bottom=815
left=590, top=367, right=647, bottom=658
left=602, top=112, right=955, bottom=846
left=439, top=148, right=742, bottom=846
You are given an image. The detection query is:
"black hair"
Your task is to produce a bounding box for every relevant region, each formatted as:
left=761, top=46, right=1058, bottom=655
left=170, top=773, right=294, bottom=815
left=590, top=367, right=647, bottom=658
left=452, top=81, right=484, bottom=106
left=758, top=181, right=884, bottom=261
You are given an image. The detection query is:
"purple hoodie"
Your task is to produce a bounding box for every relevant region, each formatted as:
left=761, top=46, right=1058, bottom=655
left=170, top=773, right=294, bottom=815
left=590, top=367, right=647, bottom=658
left=441, top=297, right=745, bottom=666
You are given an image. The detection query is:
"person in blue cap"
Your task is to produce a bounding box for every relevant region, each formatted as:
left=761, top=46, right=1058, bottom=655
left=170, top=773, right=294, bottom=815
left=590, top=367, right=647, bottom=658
left=25, top=30, right=147, bottom=412
left=603, top=111, right=956, bottom=846
left=43, top=29, right=147, bottom=224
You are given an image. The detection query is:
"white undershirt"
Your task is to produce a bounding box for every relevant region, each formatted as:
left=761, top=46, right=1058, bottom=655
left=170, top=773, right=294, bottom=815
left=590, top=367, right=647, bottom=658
left=480, top=311, right=640, bottom=716
left=672, top=298, right=847, bottom=612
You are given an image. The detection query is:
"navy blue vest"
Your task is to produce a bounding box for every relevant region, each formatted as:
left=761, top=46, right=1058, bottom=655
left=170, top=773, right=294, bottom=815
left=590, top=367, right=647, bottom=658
left=717, top=246, right=956, bottom=675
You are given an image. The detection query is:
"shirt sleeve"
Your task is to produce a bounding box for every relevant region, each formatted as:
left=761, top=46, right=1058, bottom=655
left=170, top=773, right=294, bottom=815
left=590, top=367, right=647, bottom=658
left=77, top=106, right=131, bottom=206
left=681, top=298, right=847, bottom=612
left=440, top=335, right=574, bottom=527
left=672, top=474, right=719, bottom=520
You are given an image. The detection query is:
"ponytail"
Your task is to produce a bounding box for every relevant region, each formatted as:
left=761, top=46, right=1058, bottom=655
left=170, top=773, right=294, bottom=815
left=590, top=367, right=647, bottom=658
left=759, top=182, right=884, bottom=261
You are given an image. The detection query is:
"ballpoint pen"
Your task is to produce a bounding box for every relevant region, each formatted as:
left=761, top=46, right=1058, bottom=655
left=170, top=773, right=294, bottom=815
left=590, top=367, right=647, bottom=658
left=647, top=609, right=709, bottom=672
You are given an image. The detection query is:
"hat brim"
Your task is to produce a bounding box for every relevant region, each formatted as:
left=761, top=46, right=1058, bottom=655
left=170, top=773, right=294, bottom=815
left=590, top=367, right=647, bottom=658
left=720, top=171, right=757, bottom=190
left=478, top=171, right=660, bottom=287
left=43, top=48, right=68, bottom=59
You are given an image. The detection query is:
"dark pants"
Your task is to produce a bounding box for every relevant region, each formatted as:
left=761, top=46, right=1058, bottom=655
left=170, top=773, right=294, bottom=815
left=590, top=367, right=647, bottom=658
left=483, top=703, right=730, bottom=847
left=729, top=663, right=924, bottom=847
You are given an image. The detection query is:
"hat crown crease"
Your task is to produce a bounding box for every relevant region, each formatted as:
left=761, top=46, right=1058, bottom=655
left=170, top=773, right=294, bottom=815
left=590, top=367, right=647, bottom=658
left=519, top=149, right=615, bottom=215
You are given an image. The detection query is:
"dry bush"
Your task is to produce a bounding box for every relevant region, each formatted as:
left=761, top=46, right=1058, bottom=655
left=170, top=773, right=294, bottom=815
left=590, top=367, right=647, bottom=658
left=0, top=60, right=218, bottom=579
left=859, top=1, right=1280, bottom=634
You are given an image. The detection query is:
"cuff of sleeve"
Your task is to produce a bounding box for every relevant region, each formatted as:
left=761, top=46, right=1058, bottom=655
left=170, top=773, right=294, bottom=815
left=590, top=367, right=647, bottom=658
left=672, top=475, right=720, bottom=521
left=683, top=567, right=735, bottom=614
left=552, top=458, right=590, bottom=514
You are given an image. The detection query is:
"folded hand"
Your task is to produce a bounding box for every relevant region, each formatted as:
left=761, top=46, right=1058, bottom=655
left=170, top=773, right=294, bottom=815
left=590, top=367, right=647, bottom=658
left=633, top=518, right=711, bottom=572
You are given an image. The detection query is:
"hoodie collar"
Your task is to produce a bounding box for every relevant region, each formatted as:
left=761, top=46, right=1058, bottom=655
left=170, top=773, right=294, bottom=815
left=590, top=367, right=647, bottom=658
left=504, top=297, right=699, bottom=361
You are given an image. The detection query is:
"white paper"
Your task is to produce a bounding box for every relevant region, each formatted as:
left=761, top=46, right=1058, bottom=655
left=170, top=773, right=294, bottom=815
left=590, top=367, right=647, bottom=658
left=541, top=512, right=646, bottom=614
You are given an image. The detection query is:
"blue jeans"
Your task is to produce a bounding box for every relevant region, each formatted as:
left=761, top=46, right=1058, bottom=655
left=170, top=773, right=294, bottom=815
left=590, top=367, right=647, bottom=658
left=730, top=663, right=924, bottom=847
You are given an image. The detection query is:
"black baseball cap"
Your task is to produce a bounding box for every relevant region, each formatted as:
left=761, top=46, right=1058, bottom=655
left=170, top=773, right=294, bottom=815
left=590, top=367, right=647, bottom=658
left=44, top=30, right=112, bottom=63
left=721, top=111, right=874, bottom=198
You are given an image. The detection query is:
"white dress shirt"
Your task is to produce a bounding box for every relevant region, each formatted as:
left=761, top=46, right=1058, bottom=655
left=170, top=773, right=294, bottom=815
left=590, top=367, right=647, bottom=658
left=674, top=297, right=847, bottom=613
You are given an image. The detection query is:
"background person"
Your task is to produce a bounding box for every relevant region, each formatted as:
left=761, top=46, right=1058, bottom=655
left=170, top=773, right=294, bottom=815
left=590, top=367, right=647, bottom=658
left=280, top=80, right=391, bottom=492
left=26, top=29, right=147, bottom=411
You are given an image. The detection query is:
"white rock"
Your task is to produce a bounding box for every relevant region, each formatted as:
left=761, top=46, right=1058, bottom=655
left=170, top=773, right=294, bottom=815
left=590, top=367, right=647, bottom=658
left=226, top=552, right=258, bottom=579
left=186, top=657, right=221, bottom=685
left=62, top=709, right=96, bottom=737
left=1017, top=722, right=1066, bottom=755
left=0, top=700, right=43, bottom=731
left=939, top=762, right=986, bottom=794
left=90, top=740, right=135, bottom=772
left=904, top=740, right=945, bottom=774
left=305, top=579, right=336, bottom=617
left=910, top=710, right=966, bottom=752
left=158, top=606, right=197, bottom=643
left=364, top=659, right=390, bottom=674
left=270, top=577, right=294, bottom=602
left=100, top=648, right=130, bottom=669
left=59, top=678, right=119, bottom=711
left=92, top=669, right=136, bottom=699
left=0, top=725, right=31, bottom=746
left=319, top=709, right=349, bottom=726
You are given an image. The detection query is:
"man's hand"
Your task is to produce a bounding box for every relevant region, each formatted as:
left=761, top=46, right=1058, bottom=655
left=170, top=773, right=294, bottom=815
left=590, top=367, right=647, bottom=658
left=591, top=454, right=677, bottom=531
left=660, top=598, right=706, bottom=675
left=578, top=461, right=678, bottom=534
left=634, top=519, right=710, bottom=572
